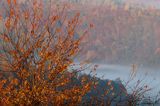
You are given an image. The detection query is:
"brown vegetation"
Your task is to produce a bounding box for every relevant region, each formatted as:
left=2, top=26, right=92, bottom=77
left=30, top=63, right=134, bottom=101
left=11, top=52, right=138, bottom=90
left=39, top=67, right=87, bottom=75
left=0, top=0, right=159, bottom=106
left=0, top=0, right=93, bottom=105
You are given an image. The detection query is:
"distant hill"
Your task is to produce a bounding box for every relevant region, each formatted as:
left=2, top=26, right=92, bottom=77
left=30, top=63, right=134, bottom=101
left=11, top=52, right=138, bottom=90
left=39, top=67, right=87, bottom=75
left=69, top=2, right=160, bottom=66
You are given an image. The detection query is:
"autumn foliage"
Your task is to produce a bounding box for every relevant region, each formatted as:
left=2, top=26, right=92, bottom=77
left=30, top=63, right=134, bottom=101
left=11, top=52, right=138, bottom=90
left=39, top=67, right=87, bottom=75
left=0, top=0, right=93, bottom=105
left=0, top=0, right=158, bottom=106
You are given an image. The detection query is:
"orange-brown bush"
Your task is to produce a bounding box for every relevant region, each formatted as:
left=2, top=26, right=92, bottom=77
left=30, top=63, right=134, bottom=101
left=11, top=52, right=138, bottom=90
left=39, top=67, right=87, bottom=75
left=0, top=0, right=93, bottom=105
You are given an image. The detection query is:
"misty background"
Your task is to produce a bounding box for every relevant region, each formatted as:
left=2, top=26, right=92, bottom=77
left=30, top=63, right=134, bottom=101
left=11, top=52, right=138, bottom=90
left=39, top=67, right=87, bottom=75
left=66, top=0, right=160, bottom=96
left=1, top=0, right=160, bottom=96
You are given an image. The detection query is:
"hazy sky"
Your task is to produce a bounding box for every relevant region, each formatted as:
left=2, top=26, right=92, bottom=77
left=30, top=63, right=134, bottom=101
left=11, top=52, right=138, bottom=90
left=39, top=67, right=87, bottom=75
left=125, top=0, right=160, bottom=7
left=17, top=0, right=160, bottom=8
left=79, top=0, right=160, bottom=8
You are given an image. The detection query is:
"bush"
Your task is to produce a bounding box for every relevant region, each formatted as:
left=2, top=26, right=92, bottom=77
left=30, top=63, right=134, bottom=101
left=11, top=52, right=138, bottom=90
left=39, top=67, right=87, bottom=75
left=0, top=0, right=92, bottom=105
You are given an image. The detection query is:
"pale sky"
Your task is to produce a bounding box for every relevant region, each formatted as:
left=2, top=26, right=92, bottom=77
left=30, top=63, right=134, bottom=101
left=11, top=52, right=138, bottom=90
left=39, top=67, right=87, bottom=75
left=77, top=0, right=160, bottom=8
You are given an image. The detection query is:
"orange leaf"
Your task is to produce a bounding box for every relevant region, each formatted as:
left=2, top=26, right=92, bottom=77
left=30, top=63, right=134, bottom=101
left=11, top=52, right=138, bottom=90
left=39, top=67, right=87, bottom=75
left=13, top=0, right=17, bottom=5
left=2, top=34, right=10, bottom=42
left=0, top=16, right=2, bottom=20
left=7, top=0, right=11, bottom=4
left=10, top=9, right=14, bottom=17
left=5, top=18, right=10, bottom=29
left=56, top=28, right=61, bottom=33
